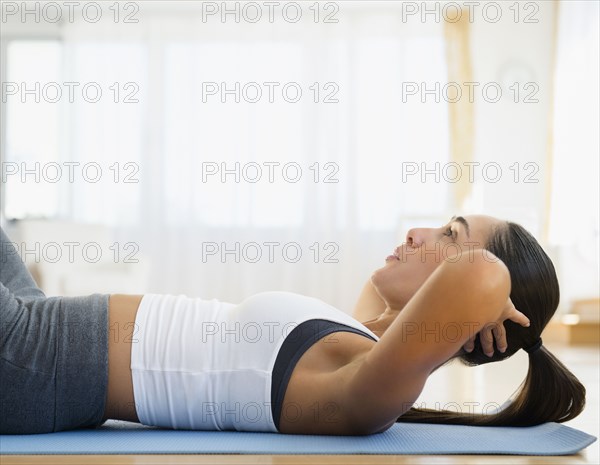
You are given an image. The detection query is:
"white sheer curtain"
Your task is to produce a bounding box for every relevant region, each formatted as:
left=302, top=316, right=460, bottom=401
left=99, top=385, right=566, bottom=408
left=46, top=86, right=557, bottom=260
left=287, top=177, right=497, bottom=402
left=5, top=2, right=450, bottom=310
left=549, top=0, right=600, bottom=307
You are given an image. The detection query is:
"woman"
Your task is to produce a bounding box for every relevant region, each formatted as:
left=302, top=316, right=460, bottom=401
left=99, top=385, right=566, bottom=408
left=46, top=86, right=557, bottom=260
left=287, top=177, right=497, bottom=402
left=0, top=215, right=586, bottom=435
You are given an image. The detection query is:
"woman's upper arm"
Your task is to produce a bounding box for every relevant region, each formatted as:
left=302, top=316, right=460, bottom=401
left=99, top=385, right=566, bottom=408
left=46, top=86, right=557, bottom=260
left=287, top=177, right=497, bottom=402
left=344, top=252, right=511, bottom=434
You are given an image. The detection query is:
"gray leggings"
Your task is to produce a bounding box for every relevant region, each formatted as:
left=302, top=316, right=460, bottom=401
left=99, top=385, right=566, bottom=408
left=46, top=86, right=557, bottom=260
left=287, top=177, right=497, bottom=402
left=0, top=226, right=109, bottom=434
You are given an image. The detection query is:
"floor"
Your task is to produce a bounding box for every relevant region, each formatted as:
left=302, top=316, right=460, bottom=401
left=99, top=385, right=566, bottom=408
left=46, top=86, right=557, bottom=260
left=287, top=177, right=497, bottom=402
left=1, top=343, right=598, bottom=465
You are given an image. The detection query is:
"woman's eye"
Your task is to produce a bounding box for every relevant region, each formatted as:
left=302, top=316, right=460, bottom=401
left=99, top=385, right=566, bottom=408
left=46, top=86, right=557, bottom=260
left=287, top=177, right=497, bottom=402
left=444, top=227, right=454, bottom=238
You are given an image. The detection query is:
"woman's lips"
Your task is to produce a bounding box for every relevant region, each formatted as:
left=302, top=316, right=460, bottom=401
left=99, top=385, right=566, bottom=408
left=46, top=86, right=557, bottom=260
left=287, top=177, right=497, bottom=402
left=385, top=245, right=404, bottom=262
left=386, top=252, right=400, bottom=262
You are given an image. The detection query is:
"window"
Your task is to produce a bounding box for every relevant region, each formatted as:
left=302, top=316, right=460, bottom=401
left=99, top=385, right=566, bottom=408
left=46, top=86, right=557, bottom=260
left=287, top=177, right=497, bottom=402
left=4, top=40, right=62, bottom=219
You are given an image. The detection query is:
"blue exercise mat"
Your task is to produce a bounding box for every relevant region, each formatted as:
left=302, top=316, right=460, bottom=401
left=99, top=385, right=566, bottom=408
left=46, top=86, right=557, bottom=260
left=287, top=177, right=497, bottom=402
left=0, top=420, right=596, bottom=455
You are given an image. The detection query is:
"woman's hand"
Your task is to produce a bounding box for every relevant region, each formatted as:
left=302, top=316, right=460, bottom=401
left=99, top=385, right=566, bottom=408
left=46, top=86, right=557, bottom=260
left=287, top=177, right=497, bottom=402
left=463, top=297, right=531, bottom=357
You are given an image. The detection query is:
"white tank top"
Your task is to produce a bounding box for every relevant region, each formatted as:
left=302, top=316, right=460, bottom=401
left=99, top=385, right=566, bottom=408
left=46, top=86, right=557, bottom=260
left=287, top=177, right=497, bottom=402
left=130, top=291, right=379, bottom=432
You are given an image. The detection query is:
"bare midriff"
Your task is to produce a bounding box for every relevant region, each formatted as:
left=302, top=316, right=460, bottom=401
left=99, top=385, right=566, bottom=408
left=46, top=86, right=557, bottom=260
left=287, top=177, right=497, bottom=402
left=102, top=294, right=143, bottom=423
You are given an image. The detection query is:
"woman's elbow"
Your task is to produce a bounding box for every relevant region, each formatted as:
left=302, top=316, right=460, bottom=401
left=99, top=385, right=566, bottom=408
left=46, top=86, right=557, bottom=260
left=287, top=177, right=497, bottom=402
left=445, top=249, right=510, bottom=292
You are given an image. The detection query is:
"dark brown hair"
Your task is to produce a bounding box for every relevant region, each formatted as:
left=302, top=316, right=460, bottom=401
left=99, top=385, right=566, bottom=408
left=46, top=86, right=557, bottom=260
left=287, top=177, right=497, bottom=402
left=396, top=221, right=586, bottom=426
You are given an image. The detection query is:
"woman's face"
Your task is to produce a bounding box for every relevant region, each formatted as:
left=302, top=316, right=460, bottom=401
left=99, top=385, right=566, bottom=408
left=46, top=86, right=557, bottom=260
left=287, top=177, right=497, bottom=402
left=371, top=214, right=502, bottom=311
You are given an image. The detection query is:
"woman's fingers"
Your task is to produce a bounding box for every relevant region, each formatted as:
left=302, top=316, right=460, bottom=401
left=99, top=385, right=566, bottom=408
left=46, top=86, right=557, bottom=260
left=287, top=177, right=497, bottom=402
left=492, top=322, right=507, bottom=353
left=502, top=297, right=530, bottom=327
left=480, top=323, right=495, bottom=357
left=463, top=334, right=476, bottom=353
left=464, top=302, right=528, bottom=356
left=507, top=307, right=531, bottom=327
left=464, top=323, right=501, bottom=356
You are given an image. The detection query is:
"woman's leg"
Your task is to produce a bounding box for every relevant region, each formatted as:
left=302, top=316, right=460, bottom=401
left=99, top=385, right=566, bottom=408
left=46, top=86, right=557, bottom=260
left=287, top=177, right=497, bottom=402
left=0, top=283, right=56, bottom=433
left=0, top=226, right=45, bottom=300
left=0, top=227, right=110, bottom=434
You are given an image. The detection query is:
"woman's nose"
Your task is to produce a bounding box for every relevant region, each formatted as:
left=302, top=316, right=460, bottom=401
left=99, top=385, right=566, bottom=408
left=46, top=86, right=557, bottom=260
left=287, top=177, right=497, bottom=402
left=405, top=228, right=425, bottom=247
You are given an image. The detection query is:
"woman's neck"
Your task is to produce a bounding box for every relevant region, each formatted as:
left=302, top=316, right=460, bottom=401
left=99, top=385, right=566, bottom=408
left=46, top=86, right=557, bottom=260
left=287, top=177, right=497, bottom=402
left=361, top=307, right=400, bottom=338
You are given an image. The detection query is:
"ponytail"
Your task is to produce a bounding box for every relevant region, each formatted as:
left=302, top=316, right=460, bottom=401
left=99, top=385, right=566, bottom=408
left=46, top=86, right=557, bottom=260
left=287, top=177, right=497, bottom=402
left=396, top=344, right=586, bottom=426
